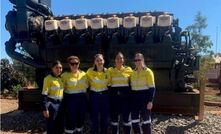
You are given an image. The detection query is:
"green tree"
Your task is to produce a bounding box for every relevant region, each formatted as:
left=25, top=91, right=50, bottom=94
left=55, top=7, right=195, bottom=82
left=186, top=12, right=214, bottom=81
left=0, top=58, right=27, bottom=94
left=12, top=59, right=36, bottom=86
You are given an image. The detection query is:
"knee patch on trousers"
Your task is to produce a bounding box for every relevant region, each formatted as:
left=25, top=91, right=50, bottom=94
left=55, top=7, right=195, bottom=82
left=64, top=128, right=75, bottom=134
left=123, top=121, right=132, bottom=126
left=142, top=119, right=151, bottom=125
left=111, top=121, right=119, bottom=126
left=131, top=119, right=140, bottom=124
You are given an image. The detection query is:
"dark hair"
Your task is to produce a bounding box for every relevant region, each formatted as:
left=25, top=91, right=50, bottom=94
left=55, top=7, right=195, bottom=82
left=114, top=52, right=124, bottom=59
left=94, top=54, right=104, bottom=60
left=114, top=52, right=125, bottom=66
left=51, top=60, right=62, bottom=68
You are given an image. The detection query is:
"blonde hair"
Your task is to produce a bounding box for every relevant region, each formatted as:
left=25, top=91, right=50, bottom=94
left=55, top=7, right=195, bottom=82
left=94, top=54, right=105, bottom=71
left=135, top=53, right=146, bottom=68
left=135, top=53, right=144, bottom=60
left=67, top=56, right=80, bottom=63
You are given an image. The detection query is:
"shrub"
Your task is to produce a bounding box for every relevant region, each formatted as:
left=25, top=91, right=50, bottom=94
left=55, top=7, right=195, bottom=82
left=11, top=84, right=22, bottom=98
left=1, top=59, right=27, bottom=95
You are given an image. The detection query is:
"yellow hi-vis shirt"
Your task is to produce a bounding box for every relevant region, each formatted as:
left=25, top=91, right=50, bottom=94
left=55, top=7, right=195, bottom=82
left=108, top=66, right=133, bottom=87
left=130, top=67, right=155, bottom=91
left=42, top=75, right=64, bottom=100
left=61, top=71, right=88, bottom=94
left=86, top=67, right=109, bottom=92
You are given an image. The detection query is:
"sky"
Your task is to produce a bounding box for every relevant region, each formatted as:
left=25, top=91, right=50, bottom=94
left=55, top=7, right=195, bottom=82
left=1, top=0, right=221, bottom=59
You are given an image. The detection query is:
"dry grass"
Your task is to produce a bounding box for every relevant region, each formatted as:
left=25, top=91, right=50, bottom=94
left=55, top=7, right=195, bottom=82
left=204, top=87, right=221, bottom=102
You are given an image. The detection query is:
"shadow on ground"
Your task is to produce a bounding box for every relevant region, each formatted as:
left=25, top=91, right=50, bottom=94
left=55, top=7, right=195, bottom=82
left=164, top=122, right=198, bottom=134
left=0, top=110, right=46, bottom=133
left=152, top=113, right=200, bottom=134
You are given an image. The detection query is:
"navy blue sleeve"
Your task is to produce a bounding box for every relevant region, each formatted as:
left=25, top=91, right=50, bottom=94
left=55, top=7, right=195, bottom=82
left=42, top=94, right=48, bottom=111
left=148, top=87, right=155, bottom=102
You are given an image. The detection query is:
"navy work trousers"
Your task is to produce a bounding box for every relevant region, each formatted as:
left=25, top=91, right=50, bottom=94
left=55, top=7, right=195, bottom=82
left=46, top=99, right=64, bottom=134
left=110, top=86, right=131, bottom=134
left=89, top=90, right=109, bottom=134
left=131, top=90, right=152, bottom=134
left=63, top=93, right=87, bottom=134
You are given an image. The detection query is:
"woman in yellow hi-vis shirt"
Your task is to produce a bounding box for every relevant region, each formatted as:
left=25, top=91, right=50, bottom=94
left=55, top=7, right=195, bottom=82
left=108, top=52, right=133, bottom=134
left=42, top=60, right=64, bottom=134
left=130, top=53, right=156, bottom=134
left=86, top=54, right=109, bottom=134
left=62, top=56, right=88, bottom=134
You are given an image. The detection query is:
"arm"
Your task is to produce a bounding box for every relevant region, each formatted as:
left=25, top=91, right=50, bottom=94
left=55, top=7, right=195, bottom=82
left=86, top=68, right=92, bottom=86
left=83, top=72, right=89, bottom=89
left=148, top=87, right=155, bottom=102
left=146, top=69, right=156, bottom=110
left=42, top=77, right=50, bottom=118
left=106, top=68, right=112, bottom=87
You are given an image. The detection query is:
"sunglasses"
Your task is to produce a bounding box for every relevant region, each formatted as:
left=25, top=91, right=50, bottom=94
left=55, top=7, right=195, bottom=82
left=69, top=62, right=79, bottom=66
left=134, top=59, right=142, bottom=62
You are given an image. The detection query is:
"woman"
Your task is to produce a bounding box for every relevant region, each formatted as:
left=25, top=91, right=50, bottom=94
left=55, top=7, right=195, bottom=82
left=62, top=56, right=88, bottom=134
left=42, top=60, right=64, bottom=134
left=108, top=52, right=133, bottom=134
left=130, top=53, right=156, bottom=134
left=86, top=54, right=109, bottom=134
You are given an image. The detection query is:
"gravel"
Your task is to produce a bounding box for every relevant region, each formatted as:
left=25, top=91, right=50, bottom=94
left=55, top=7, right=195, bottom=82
left=1, top=99, right=221, bottom=134
left=152, top=112, right=221, bottom=134
left=1, top=112, right=221, bottom=134
left=1, top=110, right=45, bottom=133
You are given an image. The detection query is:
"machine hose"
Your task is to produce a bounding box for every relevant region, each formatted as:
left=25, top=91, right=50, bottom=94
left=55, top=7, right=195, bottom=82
left=5, top=37, right=46, bottom=68
left=9, top=0, right=53, bottom=16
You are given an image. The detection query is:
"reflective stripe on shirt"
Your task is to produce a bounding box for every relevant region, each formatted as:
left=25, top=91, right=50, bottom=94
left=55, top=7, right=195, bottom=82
left=64, top=89, right=86, bottom=94
left=67, top=79, right=87, bottom=86
left=50, top=86, right=63, bottom=90
left=90, top=87, right=107, bottom=92
left=131, top=81, right=146, bottom=85
left=48, top=96, right=63, bottom=100
left=42, top=91, right=48, bottom=95
left=112, top=77, right=128, bottom=81
left=132, top=86, right=149, bottom=91
left=92, top=79, right=107, bottom=85
left=111, top=84, right=129, bottom=87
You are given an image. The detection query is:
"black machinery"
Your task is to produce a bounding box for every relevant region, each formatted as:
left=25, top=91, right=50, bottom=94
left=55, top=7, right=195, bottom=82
left=5, top=0, right=203, bottom=118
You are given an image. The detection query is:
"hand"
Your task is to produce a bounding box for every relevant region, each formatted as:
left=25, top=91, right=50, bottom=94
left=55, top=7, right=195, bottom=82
left=146, top=102, right=153, bottom=110
left=43, top=110, right=49, bottom=118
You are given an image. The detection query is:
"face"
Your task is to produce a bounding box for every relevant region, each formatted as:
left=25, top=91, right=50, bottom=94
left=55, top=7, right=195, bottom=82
left=52, top=64, right=63, bottom=76
left=115, top=53, right=124, bottom=66
left=69, top=59, right=79, bottom=72
left=134, top=54, right=144, bottom=68
left=95, top=55, right=104, bottom=68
